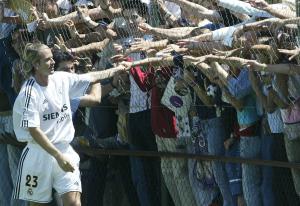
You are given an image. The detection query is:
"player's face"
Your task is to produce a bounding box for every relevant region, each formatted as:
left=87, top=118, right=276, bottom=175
left=35, top=48, right=55, bottom=76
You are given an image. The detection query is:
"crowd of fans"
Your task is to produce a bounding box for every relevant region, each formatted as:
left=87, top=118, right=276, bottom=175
left=1, top=0, right=300, bottom=205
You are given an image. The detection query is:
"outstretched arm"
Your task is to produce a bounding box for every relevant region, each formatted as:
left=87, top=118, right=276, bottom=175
left=138, top=23, right=203, bottom=40
left=166, top=0, right=222, bottom=22
left=41, top=6, right=121, bottom=29
left=248, top=0, right=295, bottom=19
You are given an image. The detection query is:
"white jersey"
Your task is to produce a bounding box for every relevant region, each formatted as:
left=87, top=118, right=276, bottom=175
left=13, top=71, right=90, bottom=144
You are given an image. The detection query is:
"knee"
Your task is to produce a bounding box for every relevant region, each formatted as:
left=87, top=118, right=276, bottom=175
left=65, top=200, right=81, bottom=206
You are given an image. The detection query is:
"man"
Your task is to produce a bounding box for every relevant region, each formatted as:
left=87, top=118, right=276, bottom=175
left=12, top=42, right=126, bottom=206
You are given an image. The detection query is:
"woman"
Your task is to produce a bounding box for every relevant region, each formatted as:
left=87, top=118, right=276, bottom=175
left=12, top=42, right=125, bottom=206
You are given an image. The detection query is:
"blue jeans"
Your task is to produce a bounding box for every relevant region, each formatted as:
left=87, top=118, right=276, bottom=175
left=261, top=135, right=275, bottom=206
left=0, top=37, right=18, bottom=107
left=240, top=136, right=262, bottom=206
left=187, top=143, right=218, bottom=206
left=225, top=141, right=242, bottom=206
left=128, top=111, right=161, bottom=206
left=202, top=117, right=234, bottom=206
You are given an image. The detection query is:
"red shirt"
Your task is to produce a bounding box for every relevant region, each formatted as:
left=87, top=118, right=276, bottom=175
left=130, top=66, right=178, bottom=138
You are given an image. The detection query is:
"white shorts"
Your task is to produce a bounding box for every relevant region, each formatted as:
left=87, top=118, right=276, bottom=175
left=13, top=143, right=81, bottom=203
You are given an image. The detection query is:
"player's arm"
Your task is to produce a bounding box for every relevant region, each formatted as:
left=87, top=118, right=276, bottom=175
left=82, top=64, right=128, bottom=84
left=78, top=82, right=117, bottom=107
left=79, top=83, right=101, bottom=107
left=28, top=127, right=75, bottom=172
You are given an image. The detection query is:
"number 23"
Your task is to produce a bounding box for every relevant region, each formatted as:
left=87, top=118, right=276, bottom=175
left=25, top=175, right=38, bottom=188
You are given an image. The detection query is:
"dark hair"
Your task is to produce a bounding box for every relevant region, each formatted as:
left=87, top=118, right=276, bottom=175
left=52, top=49, right=75, bottom=70
left=218, top=8, right=241, bottom=27
left=121, top=0, right=148, bottom=17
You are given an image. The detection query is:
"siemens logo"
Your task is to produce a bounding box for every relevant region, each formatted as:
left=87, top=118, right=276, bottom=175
left=42, top=104, right=68, bottom=121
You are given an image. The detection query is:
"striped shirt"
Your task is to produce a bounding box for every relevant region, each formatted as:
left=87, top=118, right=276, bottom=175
left=13, top=72, right=90, bottom=144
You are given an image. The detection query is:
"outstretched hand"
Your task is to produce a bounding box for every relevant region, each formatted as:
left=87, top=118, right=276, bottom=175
left=138, top=23, right=153, bottom=33
left=176, top=39, right=199, bottom=50
left=278, top=48, right=300, bottom=61
left=64, top=20, right=80, bottom=39
left=54, top=34, right=71, bottom=53
left=76, top=5, right=90, bottom=22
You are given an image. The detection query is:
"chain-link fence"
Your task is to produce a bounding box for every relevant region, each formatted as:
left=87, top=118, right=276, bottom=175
left=1, top=0, right=300, bottom=206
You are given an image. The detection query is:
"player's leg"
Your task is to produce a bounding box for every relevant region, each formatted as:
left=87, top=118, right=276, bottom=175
left=54, top=146, right=82, bottom=206
left=61, top=191, right=81, bottom=206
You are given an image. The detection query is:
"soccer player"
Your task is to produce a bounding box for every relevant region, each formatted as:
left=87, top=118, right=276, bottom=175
left=12, top=42, right=125, bottom=206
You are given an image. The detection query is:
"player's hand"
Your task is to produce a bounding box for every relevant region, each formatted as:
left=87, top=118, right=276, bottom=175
left=56, top=153, right=75, bottom=172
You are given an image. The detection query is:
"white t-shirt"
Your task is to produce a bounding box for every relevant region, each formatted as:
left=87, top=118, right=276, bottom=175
left=13, top=72, right=90, bottom=144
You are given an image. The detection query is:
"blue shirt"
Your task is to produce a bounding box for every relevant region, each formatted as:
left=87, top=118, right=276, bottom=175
left=70, top=97, right=80, bottom=119
left=227, top=69, right=259, bottom=125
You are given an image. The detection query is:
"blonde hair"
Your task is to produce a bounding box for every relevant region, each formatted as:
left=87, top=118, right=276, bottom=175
left=22, top=43, right=50, bottom=77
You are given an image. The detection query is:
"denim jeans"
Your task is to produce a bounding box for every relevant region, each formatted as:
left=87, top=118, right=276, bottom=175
left=187, top=143, right=218, bottom=206
left=128, top=111, right=161, bottom=206
left=261, top=135, right=275, bottom=206
left=240, top=136, right=262, bottom=206
left=225, top=141, right=242, bottom=206
left=201, top=117, right=234, bottom=206
left=0, top=37, right=18, bottom=107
